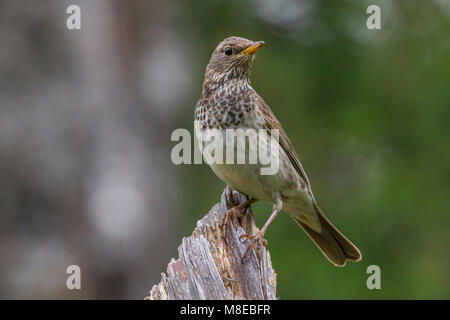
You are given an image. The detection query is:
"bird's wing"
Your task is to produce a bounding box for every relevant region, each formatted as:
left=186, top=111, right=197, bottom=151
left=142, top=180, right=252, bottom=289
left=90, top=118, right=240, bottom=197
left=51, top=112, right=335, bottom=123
left=255, top=93, right=313, bottom=191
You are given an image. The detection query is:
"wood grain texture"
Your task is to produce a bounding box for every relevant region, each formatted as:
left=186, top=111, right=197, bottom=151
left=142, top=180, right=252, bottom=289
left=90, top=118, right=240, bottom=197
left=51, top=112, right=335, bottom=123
left=146, top=186, right=277, bottom=300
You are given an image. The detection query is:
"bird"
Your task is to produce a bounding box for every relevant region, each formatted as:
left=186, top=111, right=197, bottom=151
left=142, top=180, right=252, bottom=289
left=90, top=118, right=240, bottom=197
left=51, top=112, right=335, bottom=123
left=194, top=36, right=362, bottom=266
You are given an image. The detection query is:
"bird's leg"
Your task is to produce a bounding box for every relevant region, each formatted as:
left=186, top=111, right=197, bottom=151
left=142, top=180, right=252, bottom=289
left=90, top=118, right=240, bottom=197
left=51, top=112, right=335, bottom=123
left=222, top=198, right=258, bottom=244
left=239, top=208, right=280, bottom=263
left=240, top=191, right=282, bottom=263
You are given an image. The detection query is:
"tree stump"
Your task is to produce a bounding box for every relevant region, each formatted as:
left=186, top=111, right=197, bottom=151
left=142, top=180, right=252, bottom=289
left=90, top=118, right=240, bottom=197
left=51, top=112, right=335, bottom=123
left=146, top=186, right=277, bottom=300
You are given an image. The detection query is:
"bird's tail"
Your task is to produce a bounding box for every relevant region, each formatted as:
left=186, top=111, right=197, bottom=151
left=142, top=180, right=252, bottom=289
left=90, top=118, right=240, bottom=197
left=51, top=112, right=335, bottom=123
left=292, top=206, right=362, bottom=266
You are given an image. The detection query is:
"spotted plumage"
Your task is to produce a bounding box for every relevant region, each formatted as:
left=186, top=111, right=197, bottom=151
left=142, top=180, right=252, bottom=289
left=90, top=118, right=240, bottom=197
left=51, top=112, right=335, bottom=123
left=195, top=82, right=254, bottom=130
left=194, top=36, right=361, bottom=266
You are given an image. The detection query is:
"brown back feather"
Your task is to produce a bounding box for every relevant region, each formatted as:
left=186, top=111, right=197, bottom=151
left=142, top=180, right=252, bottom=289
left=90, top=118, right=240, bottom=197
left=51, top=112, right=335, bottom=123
left=255, top=94, right=312, bottom=191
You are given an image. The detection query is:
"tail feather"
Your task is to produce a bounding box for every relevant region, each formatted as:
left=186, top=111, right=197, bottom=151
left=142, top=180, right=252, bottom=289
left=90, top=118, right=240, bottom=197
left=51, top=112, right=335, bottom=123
left=292, top=206, right=362, bottom=266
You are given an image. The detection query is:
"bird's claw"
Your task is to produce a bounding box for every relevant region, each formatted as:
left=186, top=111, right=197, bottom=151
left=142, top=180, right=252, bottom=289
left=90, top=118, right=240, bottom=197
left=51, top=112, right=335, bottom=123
left=221, top=206, right=240, bottom=245
left=221, top=201, right=253, bottom=245
left=239, top=231, right=267, bottom=263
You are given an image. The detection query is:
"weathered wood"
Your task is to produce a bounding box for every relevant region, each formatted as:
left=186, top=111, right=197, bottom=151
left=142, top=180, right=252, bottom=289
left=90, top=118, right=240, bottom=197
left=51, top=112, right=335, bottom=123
left=146, top=186, right=277, bottom=300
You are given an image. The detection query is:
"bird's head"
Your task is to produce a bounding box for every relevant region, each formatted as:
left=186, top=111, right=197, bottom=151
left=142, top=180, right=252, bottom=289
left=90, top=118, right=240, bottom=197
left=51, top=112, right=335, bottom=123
left=203, top=36, right=264, bottom=91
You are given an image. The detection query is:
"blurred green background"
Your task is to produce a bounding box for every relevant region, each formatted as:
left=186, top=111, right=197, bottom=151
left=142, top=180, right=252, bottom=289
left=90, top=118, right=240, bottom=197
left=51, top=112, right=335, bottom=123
left=0, top=0, right=449, bottom=299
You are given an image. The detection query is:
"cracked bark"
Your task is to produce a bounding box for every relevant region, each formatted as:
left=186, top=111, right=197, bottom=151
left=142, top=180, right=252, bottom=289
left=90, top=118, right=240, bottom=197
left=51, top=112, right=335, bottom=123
left=146, top=186, right=277, bottom=300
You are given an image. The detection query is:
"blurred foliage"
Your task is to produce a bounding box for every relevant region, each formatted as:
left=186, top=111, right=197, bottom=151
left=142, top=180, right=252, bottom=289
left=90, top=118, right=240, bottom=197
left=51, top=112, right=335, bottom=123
left=174, top=0, right=450, bottom=299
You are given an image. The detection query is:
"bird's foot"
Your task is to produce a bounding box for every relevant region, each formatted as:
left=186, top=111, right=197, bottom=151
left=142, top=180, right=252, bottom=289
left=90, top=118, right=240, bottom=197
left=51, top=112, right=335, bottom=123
left=239, top=231, right=267, bottom=263
left=221, top=199, right=256, bottom=245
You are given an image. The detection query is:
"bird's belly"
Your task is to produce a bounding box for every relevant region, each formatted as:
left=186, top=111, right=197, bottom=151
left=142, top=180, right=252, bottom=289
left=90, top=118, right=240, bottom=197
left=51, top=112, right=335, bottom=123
left=195, top=121, right=301, bottom=203
left=210, top=162, right=272, bottom=201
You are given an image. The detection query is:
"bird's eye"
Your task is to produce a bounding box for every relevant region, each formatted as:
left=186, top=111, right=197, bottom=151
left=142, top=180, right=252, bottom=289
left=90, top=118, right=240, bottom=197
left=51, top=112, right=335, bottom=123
left=224, top=47, right=233, bottom=56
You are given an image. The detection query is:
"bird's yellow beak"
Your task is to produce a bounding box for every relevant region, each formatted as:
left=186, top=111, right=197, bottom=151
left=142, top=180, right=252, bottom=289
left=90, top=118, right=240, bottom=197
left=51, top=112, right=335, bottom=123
left=238, top=41, right=265, bottom=57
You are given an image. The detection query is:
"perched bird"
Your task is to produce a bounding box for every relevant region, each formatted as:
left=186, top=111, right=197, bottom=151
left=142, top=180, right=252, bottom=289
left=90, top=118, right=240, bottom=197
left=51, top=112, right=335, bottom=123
left=194, top=36, right=361, bottom=266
